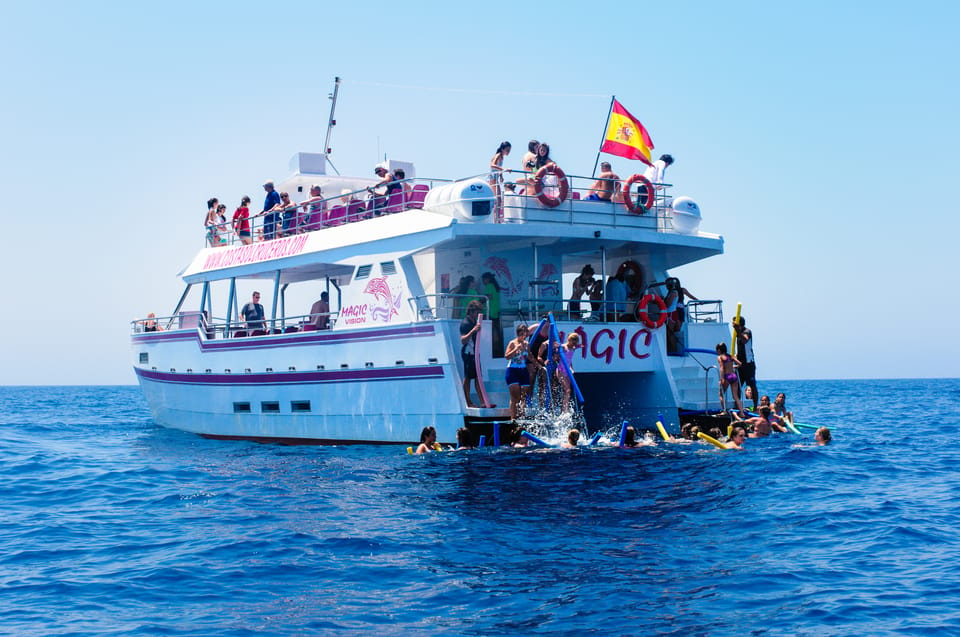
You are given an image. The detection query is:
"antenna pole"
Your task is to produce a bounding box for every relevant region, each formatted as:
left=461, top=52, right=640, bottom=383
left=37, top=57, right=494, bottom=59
left=323, top=77, right=342, bottom=175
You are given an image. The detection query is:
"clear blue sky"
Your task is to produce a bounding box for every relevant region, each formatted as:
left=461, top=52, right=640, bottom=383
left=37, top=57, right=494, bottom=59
left=1, top=1, right=957, bottom=384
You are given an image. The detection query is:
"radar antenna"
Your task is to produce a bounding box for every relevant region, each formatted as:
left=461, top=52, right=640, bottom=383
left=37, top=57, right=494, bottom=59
left=324, top=77, right=342, bottom=176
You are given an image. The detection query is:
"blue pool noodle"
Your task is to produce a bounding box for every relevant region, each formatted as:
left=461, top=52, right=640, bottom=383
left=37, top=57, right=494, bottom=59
left=521, top=430, right=552, bottom=447
left=478, top=435, right=486, bottom=448
left=589, top=432, right=603, bottom=446
left=547, top=313, right=585, bottom=404
left=493, top=423, right=501, bottom=447
left=618, top=420, right=629, bottom=447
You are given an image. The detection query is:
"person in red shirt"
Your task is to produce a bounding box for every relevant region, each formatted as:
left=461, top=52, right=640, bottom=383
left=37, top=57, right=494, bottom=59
left=233, top=196, right=252, bottom=245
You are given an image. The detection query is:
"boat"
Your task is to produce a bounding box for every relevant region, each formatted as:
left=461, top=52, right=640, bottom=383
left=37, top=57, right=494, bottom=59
left=131, top=82, right=734, bottom=445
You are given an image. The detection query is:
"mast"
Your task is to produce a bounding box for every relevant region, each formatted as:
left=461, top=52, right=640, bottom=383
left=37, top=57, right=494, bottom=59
left=323, top=77, right=342, bottom=176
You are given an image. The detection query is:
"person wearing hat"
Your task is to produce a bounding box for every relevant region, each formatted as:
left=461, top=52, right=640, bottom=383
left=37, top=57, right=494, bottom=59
left=259, top=180, right=282, bottom=241
left=569, top=264, right=598, bottom=318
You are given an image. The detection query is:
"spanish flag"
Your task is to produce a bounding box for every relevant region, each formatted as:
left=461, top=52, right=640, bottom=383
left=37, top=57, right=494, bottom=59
left=600, top=99, right=654, bottom=165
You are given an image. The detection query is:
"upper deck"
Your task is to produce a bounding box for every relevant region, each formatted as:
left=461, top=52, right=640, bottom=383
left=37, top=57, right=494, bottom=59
left=192, top=170, right=721, bottom=285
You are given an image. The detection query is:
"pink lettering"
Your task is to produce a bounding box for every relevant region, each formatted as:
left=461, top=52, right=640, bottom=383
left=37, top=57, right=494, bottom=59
left=629, top=329, right=652, bottom=359
left=591, top=329, right=615, bottom=364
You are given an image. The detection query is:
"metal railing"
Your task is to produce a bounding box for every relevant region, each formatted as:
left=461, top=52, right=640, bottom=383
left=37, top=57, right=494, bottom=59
left=132, top=311, right=339, bottom=338
left=202, top=171, right=681, bottom=247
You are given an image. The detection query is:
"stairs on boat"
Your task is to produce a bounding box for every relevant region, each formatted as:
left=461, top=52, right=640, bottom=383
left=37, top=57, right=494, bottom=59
left=669, top=358, right=720, bottom=411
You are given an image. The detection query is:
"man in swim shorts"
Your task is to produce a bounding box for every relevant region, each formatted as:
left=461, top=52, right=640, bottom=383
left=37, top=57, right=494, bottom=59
left=734, top=316, right=758, bottom=411
left=585, top=162, right=620, bottom=201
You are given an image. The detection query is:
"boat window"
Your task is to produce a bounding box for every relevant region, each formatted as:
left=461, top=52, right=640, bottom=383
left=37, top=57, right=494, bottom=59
left=139, top=353, right=148, bottom=364
left=380, top=261, right=397, bottom=275
left=291, top=400, right=311, bottom=413
left=355, top=264, right=373, bottom=279
left=261, top=401, right=280, bottom=413
left=233, top=402, right=251, bottom=413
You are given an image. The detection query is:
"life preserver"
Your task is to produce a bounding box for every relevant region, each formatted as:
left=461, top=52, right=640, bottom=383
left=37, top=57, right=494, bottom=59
left=533, top=165, right=569, bottom=207
left=635, top=293, right=667, bottom=328
left=623, top=174, right=654, bottom=214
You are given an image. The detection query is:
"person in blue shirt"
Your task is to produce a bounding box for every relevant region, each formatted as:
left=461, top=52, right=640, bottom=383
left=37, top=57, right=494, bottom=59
left=259, top=180, right=282, bottom=241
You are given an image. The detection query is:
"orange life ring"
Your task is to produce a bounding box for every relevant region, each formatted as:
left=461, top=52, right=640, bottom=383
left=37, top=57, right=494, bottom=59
left=635, top=293, right=667, bottom=328
left=533, top=165, right=569, bottom=208
left=623, top=174, right=654, bottom=214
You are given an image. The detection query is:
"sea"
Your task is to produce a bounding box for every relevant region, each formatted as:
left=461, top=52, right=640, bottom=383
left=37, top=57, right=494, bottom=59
left=2, top=379, right=959, bottom=636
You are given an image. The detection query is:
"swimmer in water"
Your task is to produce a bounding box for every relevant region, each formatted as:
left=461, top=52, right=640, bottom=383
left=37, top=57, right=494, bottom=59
left=415, top=426, right=437, bottom=454
left=725, top=426, right=747, bottom=450
left=562, top=429, right=580, bottom=448
left=815, top=427, right=831, bottom=445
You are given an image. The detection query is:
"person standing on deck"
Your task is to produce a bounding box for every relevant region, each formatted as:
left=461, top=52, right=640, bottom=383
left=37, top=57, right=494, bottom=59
left=481, top=272, right=503, bottom=357
left=460, top=301, right=484, bottom=408
left=241, top=291, right=265, bottom=331
left=259, top=181, right=281, bottom=241
left=734, top=316, right=758, bottom=412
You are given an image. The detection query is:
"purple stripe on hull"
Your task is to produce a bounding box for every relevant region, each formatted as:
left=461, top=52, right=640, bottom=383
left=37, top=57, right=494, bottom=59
left=200, top=434, right=411, bottom=446
left=132, top=324, right=436, bottom=350
left=134, top=365, right=444, bottom=386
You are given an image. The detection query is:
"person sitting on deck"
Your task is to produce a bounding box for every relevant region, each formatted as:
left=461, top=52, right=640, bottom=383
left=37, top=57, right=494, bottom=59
left=308, top=292, right=330, bottom=330
left=368, top=165, right=402, bottom=213
left=585, top=162, right=621, bottom=201
left=415, top=426, right=438, bottom=454
left=300, top=185, right=326, bottom=232
left=241, top=291, right=265, bottom=331
left=143, top=312, right=161, bottom=332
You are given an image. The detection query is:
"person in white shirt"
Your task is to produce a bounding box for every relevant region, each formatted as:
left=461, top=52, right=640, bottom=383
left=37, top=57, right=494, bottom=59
left=641, top=154, right=675, bottom=209
left=643, top=153, right=674, bottom=186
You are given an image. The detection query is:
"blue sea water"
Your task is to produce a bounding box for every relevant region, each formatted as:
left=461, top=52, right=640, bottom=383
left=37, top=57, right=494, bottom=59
left=2, top=380, right=960, bottom=636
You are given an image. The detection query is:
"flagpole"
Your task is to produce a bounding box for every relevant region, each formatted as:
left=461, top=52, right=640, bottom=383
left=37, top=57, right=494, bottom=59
left=592, top=95, right=616, bottom=178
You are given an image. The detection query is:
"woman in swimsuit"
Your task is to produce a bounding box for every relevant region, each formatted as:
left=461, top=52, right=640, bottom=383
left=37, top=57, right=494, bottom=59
left=773, top=392, right=794, bottom=424
left=504, top=323, right=532, bottom=421
left=715, top=342, right=744, bottom=415
left=558, top=333, right=580, bottom=413
left=415, top=426, right=438, bottom=454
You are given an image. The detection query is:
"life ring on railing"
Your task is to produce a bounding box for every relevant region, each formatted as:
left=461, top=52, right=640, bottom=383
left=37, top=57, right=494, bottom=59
left=635, top=293, right=668, bottom=328
left=533, top=164, right=569, bottom=208
left=623, top=174, right=654, bottom=214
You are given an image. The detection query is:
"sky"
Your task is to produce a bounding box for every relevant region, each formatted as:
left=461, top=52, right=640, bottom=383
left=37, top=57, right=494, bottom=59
left=1, top=1, right=957, bottom=385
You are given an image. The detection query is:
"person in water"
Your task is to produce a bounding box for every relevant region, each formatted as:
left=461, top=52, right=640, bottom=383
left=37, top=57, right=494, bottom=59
left=815, top=427, right=832, bottom=445
left=716, top=343, right=744, bottom=415
left=735, top=404, right=786, bottom=437
left=415, top=426, right=438, bottom=454
left=772, top=392, right=794, bottom=423
left=725, top=426, right=747, bottom=450
left=504, top=323, right=532, bottom=421
left=562, top=429, right=580, bottom=448
left=456, top=427, right=474, bottom=450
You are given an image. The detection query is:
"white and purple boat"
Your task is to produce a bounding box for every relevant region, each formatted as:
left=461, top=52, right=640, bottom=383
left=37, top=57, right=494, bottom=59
left=132, top=90, right=733, bottom=444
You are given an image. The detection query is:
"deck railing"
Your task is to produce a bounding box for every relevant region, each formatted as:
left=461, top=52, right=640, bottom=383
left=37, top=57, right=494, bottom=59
left=203, top=172, right=679, bottom=247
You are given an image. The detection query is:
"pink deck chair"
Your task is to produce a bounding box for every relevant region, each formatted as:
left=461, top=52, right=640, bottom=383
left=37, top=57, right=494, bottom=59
left=325, top=205, right=347, bottom=227
left=406, top=184, right=429, bottom=209
left=384, top=191, right=405, bottom=215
